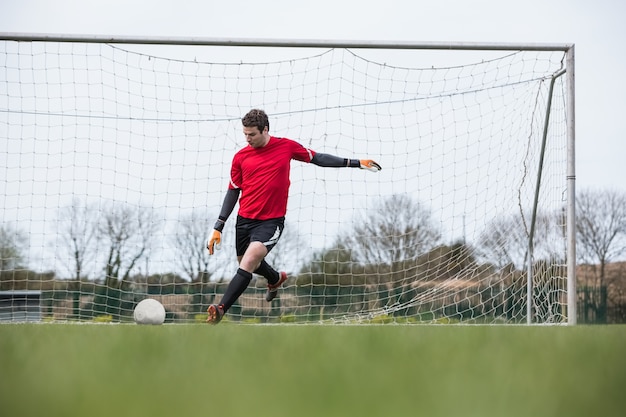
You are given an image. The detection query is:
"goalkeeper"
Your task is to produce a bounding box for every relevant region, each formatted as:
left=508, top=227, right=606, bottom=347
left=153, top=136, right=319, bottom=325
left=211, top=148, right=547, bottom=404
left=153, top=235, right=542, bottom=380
left=206, top=109, right=381, bottom=324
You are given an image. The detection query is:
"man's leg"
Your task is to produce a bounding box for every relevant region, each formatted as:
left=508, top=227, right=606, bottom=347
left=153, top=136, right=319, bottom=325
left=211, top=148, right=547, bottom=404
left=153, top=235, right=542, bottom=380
left=218, top=268, right=253, bottom=312
left=255, top=259, right=288, bottom=302
left=208, top=218, right=284, bottom=323
left=255, top=259, right=279, bottom=285
left=220, top=241, right=268, bottom=312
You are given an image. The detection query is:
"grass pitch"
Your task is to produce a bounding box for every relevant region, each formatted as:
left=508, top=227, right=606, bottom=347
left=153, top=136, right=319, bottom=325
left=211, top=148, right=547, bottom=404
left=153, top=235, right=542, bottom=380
left=1, top=323, right=624, bottom=417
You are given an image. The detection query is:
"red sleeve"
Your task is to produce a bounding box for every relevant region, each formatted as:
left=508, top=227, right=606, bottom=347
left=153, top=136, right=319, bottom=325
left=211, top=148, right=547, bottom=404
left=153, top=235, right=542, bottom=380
left=288, top=138, right=315, bottom=163
left=228, top=153, right=242, bottom=190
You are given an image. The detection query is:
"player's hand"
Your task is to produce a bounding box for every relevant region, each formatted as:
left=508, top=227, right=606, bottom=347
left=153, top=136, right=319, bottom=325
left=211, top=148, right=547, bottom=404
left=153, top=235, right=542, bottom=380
left=359, top=159, right=382, bottom=172
left=207, top=230, right=222, bottom=255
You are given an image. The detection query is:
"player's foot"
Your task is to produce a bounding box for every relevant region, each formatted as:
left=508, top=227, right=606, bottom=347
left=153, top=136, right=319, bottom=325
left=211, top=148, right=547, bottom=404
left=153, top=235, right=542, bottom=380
left=266, top=271, right=288, bottom=302
left=206, top=304, right=225, bottom=324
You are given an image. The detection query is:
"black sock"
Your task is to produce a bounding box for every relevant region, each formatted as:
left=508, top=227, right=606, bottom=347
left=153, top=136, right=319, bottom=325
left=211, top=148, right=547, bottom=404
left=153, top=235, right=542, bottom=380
left=220, top=268, right=252, bottom=312
left=254, top=260, right=280, bottom=285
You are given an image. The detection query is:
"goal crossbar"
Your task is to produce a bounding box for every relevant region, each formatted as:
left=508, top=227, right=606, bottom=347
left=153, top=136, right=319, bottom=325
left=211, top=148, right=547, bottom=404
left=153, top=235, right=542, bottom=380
left=0, top=32, right=573, bottom=52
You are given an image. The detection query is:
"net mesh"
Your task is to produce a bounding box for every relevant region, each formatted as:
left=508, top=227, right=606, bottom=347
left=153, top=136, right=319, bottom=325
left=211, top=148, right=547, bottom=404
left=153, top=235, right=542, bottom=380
left=0, top=40, right=569, bottom=323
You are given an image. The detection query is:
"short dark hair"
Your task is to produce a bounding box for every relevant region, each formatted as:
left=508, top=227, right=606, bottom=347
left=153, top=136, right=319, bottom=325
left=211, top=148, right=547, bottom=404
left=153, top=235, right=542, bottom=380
left=241, top=109, right=269, bottom=132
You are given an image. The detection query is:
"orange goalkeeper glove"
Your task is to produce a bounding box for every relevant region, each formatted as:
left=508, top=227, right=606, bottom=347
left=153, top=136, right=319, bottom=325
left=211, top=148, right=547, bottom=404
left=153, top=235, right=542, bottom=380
left=207, top=230, right=222, bottom=255
left=207, top=218, right=225, bottom=255
left=359, top=159, right=382, bottom=172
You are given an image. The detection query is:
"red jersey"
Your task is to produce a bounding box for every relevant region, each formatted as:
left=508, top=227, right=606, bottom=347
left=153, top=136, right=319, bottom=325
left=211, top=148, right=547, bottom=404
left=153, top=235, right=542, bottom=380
left=229, top=136, right=315, bottom=220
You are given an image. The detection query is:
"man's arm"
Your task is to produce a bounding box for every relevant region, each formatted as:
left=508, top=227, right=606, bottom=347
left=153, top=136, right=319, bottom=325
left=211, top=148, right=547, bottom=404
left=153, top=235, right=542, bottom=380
left=311, top=153, right=382, bottom=171
left=213, top=188, right=240, bottom=230
left=207, top=188, right=241, bottom=254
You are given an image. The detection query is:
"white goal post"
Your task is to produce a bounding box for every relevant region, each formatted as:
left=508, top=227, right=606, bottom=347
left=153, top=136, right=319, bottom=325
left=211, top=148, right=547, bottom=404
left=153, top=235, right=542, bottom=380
left=0, top=33, right=576, bottom=324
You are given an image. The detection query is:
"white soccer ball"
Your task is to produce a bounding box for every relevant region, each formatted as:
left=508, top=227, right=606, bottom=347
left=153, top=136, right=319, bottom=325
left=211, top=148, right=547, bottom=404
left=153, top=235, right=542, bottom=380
left=133, top=298, right=166, bottom=325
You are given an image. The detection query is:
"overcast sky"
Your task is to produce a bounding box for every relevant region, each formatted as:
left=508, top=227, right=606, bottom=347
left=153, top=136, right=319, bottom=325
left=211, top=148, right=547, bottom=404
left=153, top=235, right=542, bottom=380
left=1, top=0, right=625, bottom=275
left=1, top=0, right=624, bottom=193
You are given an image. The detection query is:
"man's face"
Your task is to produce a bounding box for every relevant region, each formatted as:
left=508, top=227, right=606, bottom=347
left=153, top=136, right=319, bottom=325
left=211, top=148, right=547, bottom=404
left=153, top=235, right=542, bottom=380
left=243, top=126, right=269, bottom=148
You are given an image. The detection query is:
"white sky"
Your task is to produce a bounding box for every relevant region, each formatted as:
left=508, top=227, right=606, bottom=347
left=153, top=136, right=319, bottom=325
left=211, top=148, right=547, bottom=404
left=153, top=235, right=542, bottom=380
left=0, top=0, right=624, bottom=192
left=0, top=0, right=625, bottom=274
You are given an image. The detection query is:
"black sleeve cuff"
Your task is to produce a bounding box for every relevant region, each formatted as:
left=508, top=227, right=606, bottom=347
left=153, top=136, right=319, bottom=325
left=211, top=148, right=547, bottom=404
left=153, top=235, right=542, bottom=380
left=213, top=219, right=225, bottom=232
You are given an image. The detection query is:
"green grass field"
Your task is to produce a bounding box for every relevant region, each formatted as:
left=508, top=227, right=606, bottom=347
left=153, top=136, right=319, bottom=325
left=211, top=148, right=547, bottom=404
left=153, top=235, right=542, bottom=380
left=1, top=324, right=624, bottom=417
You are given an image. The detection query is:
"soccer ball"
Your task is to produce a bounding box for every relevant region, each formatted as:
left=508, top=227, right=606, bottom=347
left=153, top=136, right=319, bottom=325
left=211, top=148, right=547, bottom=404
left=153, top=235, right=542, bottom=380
left=133, top=298, right=166, bottom=325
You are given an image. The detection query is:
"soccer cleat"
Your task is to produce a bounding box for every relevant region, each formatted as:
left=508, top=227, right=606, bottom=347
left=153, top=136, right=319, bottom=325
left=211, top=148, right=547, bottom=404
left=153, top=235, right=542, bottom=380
left=265, top=271, right=288, bottom=302
left=206, top=304, right=225, bottom=324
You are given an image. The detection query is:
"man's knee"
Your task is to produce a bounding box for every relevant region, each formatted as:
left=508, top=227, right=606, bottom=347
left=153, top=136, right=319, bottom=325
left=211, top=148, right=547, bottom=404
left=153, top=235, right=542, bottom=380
left=240, top=242, right=267, bottom=271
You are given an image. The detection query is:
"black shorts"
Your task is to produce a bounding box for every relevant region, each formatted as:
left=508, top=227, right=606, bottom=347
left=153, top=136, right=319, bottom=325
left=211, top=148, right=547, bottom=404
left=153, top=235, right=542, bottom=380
left=235, top=215, right=285, bottom=257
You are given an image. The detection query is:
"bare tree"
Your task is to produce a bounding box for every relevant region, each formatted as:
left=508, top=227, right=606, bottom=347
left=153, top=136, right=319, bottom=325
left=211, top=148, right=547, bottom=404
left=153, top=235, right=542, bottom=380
left=577, top=189, right=626, bottom=284
left=99, top=203, right=159, bottom=287
left=0, top=224, right=27, bottom=271
left=478, top=214, right=527, bottom=270
left=58, top=199, right=98, bottom=280
left=576, top=189, right=626, bottom=323
left=477, top=208, right=567, bottom=271
left=338, top=194, right=442, bottom=266
left=171, top=210, right=213, bottom=282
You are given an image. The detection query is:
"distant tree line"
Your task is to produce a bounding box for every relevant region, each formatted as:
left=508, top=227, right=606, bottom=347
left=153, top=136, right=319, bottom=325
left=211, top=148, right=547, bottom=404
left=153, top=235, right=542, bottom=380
left=1, top=189, right=625, bottom=323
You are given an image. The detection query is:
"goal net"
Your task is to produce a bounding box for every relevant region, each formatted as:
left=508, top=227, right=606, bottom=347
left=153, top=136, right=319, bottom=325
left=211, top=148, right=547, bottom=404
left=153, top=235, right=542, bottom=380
left=0, top=36, right=573, bottom=324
